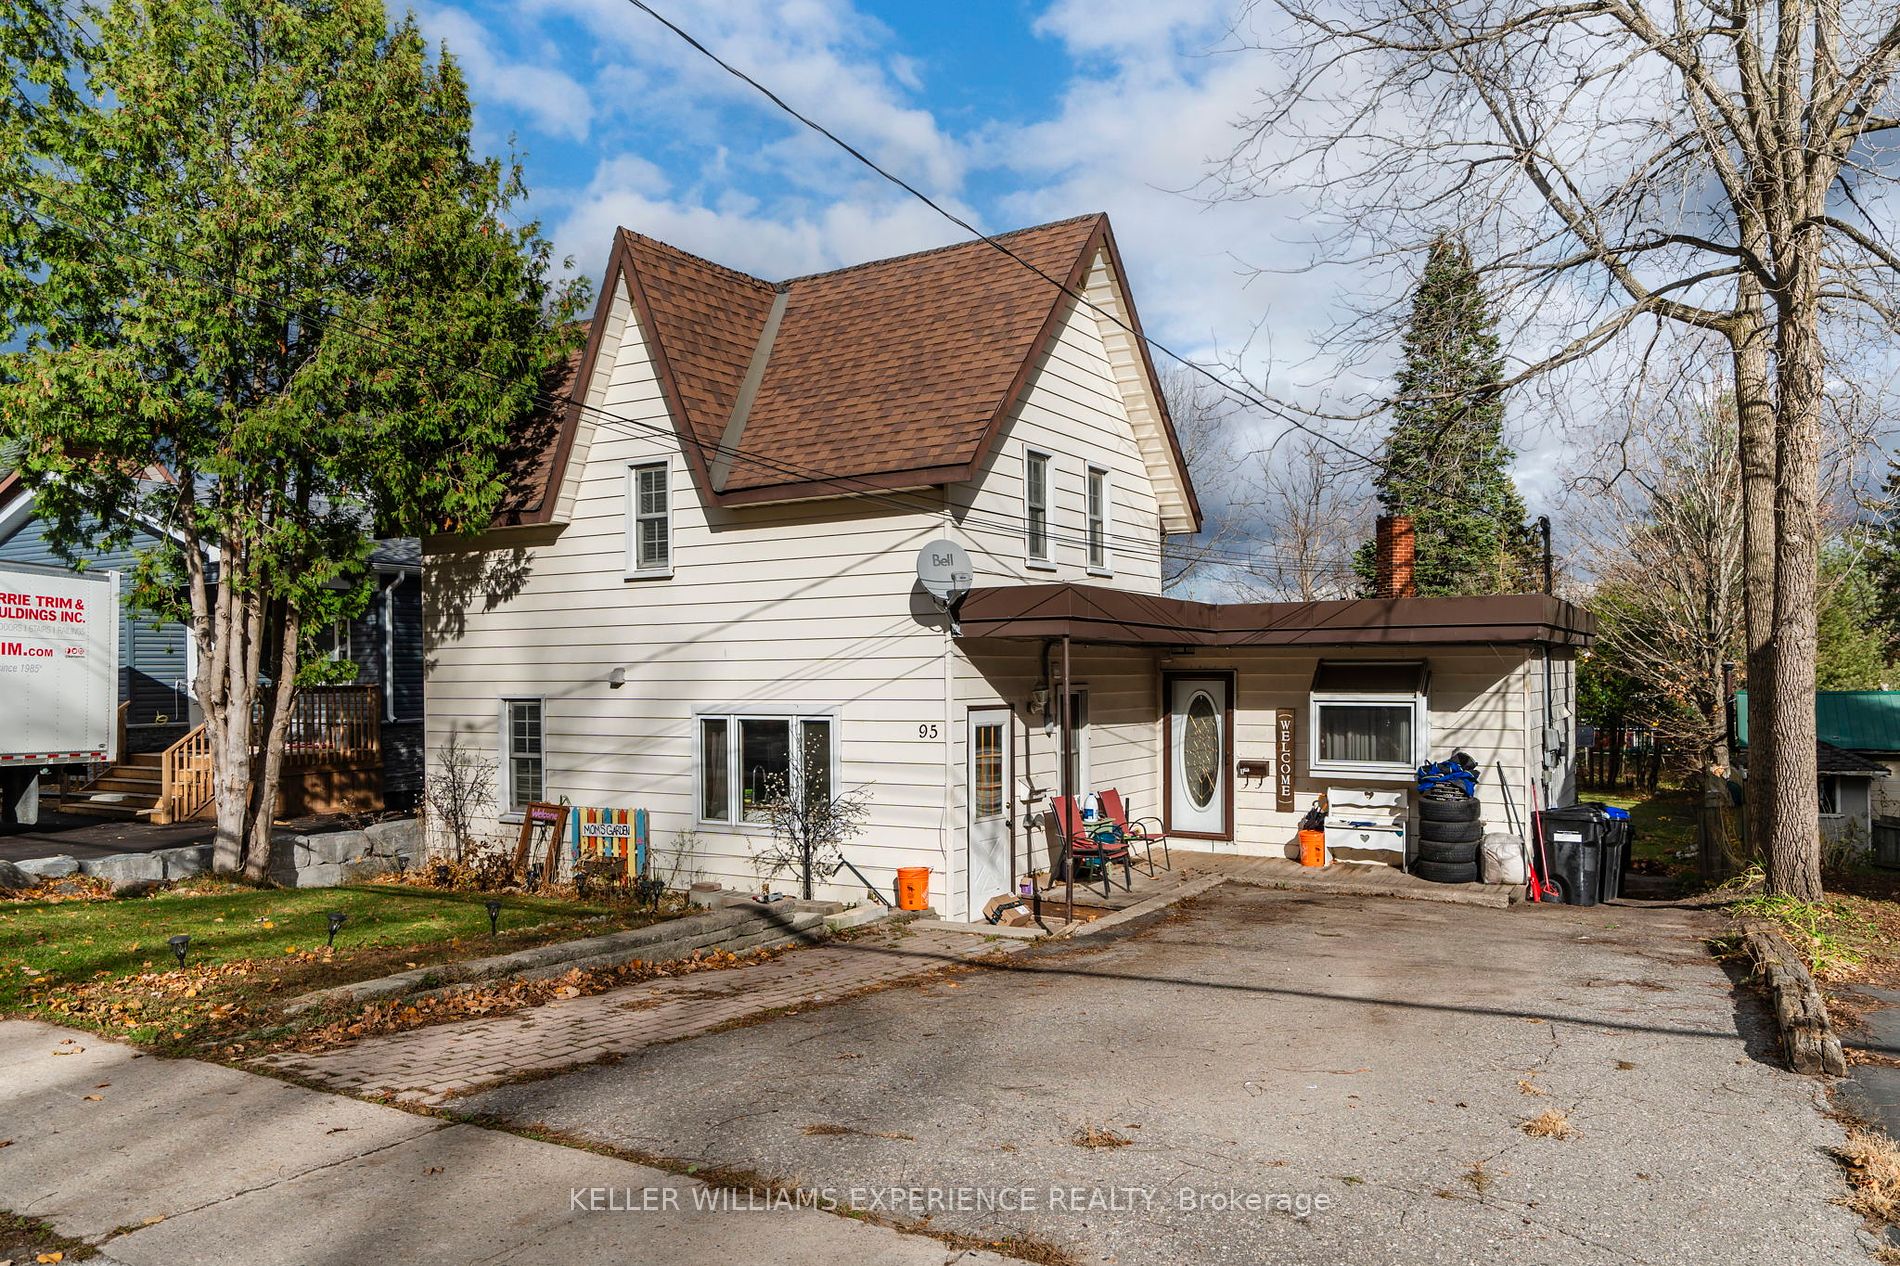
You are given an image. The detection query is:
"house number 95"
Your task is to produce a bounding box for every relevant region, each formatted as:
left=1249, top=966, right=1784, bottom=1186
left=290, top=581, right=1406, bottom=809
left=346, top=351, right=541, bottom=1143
left=918, top=724, right=940, bottom=739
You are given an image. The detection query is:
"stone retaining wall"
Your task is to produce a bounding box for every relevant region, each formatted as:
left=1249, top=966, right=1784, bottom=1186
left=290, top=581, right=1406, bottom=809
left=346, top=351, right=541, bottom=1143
left=16, top=817, right=421, bottom=891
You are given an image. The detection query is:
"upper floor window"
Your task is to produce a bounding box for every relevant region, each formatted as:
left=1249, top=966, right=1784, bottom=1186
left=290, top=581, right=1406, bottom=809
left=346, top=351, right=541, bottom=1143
left=1024, top=449, right=1052, bottom=567
left=1086, top=465, right=1110, bottom=574
left=627, top=460, right=671, bottom=577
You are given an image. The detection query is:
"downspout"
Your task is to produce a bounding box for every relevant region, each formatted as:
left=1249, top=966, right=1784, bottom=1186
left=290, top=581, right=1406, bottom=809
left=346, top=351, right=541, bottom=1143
left=940, top=491, right=955, bottom=917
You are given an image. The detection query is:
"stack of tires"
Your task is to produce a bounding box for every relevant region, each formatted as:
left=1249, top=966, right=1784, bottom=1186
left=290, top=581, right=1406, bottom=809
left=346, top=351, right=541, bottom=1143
left=1414, top=792, right=1482, bottom=883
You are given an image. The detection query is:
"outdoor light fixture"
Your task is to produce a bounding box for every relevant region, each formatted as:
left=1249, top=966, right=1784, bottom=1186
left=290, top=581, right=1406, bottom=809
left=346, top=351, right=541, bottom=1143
left=608, top=667, right=627, bottom=689
left=168, top=934, right=190, bottom=968
left=326, top=911, right=348, bottom=947
left=485, top=900, right=502, bottom=937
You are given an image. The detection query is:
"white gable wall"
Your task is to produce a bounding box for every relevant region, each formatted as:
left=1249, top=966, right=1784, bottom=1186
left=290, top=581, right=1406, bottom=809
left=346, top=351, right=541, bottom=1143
left=424, top=255, right=1182, bottom=919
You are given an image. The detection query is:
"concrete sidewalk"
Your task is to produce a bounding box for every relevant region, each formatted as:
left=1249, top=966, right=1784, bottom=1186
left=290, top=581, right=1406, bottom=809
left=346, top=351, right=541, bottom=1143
left=0, top=1020, right=1008, bottom=1266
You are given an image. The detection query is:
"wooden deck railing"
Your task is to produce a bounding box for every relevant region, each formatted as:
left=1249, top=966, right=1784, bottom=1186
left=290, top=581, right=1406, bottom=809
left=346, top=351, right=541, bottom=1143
left=280, top=685, right=382, bottom=768
left=154, top=723, right=215, bottom=825
left=153, top=685, right=382, bottom=823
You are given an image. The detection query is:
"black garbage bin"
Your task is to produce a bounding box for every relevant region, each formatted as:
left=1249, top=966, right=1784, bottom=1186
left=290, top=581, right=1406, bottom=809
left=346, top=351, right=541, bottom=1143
left=1534, top=806, right=1608, bottom=906
left=1578, top=803, right=1631, bottom=901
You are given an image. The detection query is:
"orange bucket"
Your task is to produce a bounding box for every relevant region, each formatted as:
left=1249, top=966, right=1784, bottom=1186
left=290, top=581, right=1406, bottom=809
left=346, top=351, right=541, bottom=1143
left=895, top=866, right=931, bottom=911
left=1298, top=829, right=1327, bottom=868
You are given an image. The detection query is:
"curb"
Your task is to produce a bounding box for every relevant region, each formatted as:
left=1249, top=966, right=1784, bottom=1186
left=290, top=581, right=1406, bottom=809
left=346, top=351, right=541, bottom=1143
left=1737, top=915, right=1848, bottom=1077
left=1061, top=874, right=1228, bottom=938
left=282, top=903, right=831, bottom=1014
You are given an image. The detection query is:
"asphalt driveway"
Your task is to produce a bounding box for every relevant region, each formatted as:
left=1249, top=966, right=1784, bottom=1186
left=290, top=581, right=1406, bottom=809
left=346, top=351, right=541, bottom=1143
left=458, top=885, right=1872, bottom=1265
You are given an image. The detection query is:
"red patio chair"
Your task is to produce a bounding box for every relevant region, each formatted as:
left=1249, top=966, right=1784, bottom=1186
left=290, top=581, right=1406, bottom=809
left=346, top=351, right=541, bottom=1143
left=1100, top=788, right=1170, bottom=876
left=1050, top=795, right=1133, bottom=897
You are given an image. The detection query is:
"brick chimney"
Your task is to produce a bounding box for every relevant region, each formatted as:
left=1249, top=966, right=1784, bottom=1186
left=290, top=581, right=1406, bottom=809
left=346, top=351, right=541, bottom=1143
left=1375, top=515, right=1417, bottom=599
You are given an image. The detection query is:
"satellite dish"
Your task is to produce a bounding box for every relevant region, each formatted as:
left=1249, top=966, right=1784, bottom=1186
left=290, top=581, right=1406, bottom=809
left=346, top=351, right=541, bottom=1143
left=916, top=539, right=973, bottom=608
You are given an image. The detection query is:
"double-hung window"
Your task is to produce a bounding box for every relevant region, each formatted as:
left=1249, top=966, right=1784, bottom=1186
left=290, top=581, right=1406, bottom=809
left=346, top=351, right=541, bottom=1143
left=627, top=459, right=672, bottom=577
left=1024, top=449, right=1052, bottom=567
left=502, top=698, right=545, bottom=811
left=1085, top=465, right=1110, bottom=574
left=1308, top=661, right=1427, bottom=776
left=697, top=711, right=836, bottom=824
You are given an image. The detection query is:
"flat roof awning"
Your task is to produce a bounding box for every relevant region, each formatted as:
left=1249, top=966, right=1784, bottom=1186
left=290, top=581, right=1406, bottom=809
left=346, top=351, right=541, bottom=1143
left=956, top=582, right=1594, bottom=649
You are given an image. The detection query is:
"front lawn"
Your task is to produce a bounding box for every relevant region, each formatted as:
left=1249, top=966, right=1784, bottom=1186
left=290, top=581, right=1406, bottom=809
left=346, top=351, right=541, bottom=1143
left=0, top=881, right=665, bottom=1052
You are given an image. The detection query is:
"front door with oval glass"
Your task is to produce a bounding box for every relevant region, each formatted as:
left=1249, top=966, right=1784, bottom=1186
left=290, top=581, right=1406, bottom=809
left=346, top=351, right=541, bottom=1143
left=1167, top=675, right=1231, bottom=838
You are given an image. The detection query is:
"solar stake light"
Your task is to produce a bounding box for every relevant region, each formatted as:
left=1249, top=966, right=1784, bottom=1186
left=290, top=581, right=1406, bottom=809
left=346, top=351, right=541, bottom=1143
left=168, top=934, right=190, bottom=968
left=326, top=911, right=348, bottom=947
left=485, top=900, right=502, bottom=937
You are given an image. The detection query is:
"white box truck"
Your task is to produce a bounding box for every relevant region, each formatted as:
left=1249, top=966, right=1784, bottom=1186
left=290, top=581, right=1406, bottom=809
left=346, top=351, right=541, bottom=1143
left=1, top=562, right=120, bottom=826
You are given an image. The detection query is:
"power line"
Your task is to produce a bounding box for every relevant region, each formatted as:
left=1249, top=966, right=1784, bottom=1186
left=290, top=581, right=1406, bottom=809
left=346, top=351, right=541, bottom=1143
left=0, top=185, right=1359, bottom=578
left=618, top=0, right=1379, bottom=471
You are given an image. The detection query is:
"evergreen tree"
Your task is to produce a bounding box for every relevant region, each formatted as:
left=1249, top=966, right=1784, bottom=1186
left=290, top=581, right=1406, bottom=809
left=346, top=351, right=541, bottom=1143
left=0, top=0, right=585, bottom=876
left=1357, top=236, right=1538, bottom=595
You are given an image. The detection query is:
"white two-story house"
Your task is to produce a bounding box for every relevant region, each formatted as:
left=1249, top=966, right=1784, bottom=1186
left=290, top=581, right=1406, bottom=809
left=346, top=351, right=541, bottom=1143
left=423, top=213, right=1591, bottom=918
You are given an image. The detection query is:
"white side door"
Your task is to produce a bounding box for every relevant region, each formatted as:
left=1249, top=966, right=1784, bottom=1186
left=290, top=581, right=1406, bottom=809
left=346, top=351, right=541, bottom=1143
left=968, top=709, right=1013, bottom=911
left=1168, top=676, right=1230, bottom=838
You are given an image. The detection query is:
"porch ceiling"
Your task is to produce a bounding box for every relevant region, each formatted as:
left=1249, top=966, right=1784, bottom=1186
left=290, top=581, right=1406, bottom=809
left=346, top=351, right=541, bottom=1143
left=955, top=582, right=1594, bottom=649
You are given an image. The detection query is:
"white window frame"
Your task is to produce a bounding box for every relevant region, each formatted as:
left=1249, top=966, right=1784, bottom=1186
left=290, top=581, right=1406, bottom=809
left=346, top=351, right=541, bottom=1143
left=1024, top=448, right=1054, bottom=570
left=626, top=458, right=673, bottom=579
left=499, top=696, right=547, bottom=818
left=694, top=707, right=841, bottom=829
left=1085, top=464, right=1111, bottom=576
left=1308, top=692, right=1427, bottom=778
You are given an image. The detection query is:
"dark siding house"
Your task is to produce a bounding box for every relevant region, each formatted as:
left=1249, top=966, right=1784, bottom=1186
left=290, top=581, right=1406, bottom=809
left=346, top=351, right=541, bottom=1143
left=0, top=473, right=423, bottom=808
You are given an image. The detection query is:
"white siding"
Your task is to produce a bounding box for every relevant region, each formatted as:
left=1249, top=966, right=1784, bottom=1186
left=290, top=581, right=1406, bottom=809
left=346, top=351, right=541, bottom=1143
left=426, top=283, right=957, bottom=910
left=1158, top=645, right=1534, bottom=858
left=952, top=256, right=1167, bottom=593
left=424, top=255, right=1184, bottom=920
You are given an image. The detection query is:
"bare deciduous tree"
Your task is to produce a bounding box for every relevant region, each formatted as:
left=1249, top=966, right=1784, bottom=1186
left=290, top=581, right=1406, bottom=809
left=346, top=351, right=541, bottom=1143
left=1227, top=435, right=1362, bottom=600
left=1220, top=0, right=1900, bottom=898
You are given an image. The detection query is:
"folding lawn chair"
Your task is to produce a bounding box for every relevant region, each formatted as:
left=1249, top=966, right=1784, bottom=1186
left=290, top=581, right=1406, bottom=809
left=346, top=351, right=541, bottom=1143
left=1099, top=788, right=1170, bottom=876
left=1049, top=794, right=1133, bottom=897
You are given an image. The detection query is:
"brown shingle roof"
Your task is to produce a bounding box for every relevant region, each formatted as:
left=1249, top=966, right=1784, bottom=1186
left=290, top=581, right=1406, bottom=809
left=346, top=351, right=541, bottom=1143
left=492, top=212, right=1197, bottom=527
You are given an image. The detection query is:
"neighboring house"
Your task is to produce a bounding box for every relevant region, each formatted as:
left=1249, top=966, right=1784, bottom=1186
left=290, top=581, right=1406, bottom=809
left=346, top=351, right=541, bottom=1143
left=0, top=470, right=426, bottom=813
left=424, top=213, right=1592, bottom=918
left=1735, top=690, right=1897, bottom=842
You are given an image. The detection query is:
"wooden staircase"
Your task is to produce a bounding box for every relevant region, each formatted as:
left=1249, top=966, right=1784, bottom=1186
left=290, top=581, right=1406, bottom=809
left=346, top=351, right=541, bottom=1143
left=61, top=751, right=165, bottom=820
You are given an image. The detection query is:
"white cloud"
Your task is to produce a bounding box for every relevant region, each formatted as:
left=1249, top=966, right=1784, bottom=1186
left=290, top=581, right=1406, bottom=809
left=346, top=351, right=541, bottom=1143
left=413, top=4, right=594, bottom=142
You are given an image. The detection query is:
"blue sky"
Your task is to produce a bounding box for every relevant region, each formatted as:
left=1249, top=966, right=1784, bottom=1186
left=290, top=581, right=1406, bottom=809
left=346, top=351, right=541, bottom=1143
left=409, top=1, right=1354, bottom=404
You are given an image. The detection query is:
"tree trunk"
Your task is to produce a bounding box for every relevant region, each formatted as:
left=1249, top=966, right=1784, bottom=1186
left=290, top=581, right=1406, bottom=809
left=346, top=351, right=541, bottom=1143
left=242, top=600, right=300, bottom=883
left=209, top=572, right=263, bottom=875
left=1762, top=244, right=1826, bottom=901
left=1733, top=275, right=1776, bottom=869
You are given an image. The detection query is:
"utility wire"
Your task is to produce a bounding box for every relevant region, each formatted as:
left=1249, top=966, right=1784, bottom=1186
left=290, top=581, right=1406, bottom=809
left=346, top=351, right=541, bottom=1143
left=0, top=185, right=1359, bottom=578
left=618, top=0, right=1380, bottom=471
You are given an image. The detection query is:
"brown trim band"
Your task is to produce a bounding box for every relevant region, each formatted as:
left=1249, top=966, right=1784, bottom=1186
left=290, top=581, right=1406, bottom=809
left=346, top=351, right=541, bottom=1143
left=958, top=582, right=1594, bottom=649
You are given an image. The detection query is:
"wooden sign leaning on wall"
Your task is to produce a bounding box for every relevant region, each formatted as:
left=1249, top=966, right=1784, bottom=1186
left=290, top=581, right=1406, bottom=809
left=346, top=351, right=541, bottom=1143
left=513, top=802, right=570, bottom=886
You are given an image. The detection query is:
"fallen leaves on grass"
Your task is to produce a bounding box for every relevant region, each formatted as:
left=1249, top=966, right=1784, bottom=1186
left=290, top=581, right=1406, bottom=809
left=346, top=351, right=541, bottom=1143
left=1836, top=1127, right=1900, bottom=1223
left=1, top=875, right=111, bottom=904
left=1521, top=1109, right=1574, bottom=1140
left=284, top=946, right=790, bottom=1054
left=1071, top=1125, right=1132, bottom=1150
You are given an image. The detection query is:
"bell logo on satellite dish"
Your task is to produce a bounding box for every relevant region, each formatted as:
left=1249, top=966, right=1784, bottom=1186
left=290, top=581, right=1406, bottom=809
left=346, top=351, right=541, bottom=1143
left=916, top=539, right=973, bottom=633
